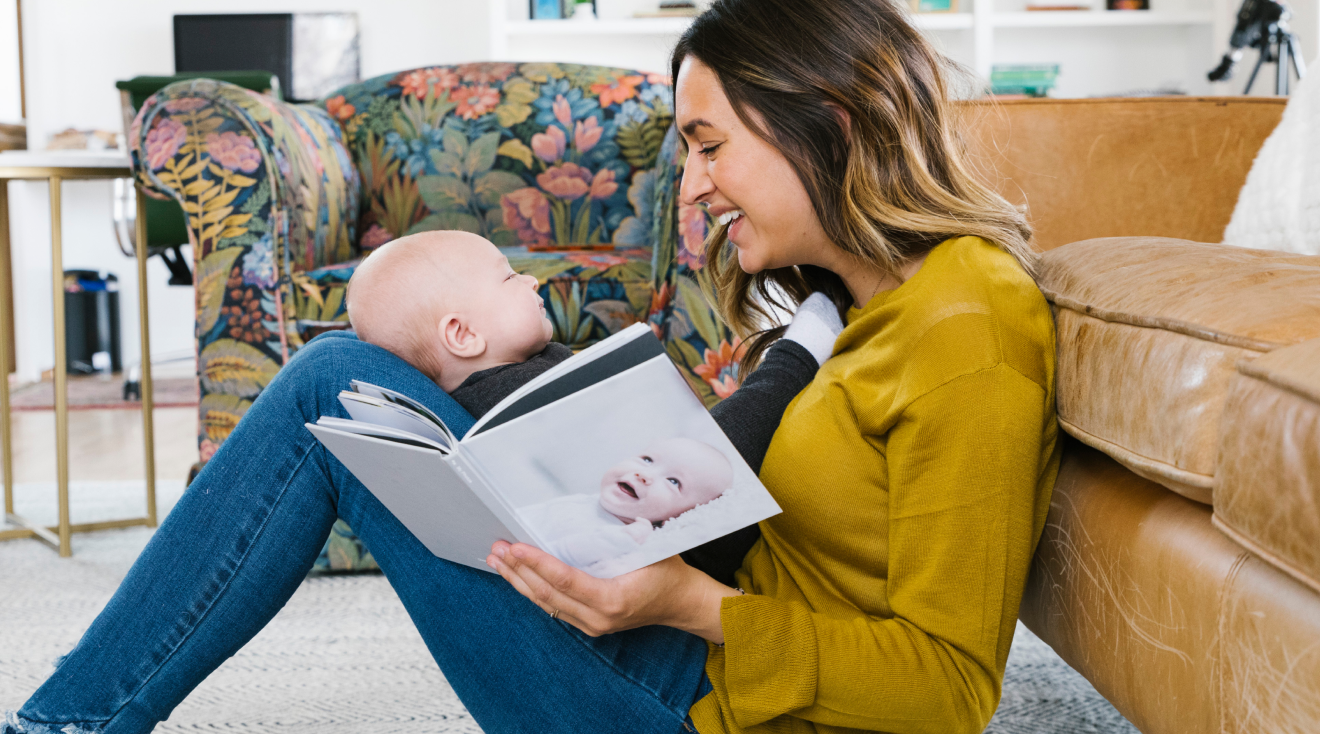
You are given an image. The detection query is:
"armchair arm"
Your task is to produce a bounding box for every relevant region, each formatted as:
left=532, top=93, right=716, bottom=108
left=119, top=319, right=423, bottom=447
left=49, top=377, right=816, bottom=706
left=129, top=78, right=361, bottom=360
left=129, top=78, right=361, bottom=460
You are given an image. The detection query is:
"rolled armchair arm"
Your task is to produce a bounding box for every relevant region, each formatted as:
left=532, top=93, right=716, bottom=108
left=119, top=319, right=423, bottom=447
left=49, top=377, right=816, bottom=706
left=129, top=78, right=361, bottom=359
left=129, top=78, right=361, bottom=463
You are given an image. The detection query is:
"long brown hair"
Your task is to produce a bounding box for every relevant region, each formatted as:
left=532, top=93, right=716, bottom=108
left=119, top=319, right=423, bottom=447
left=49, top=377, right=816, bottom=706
left=671, top=0, right=1035, bottom=372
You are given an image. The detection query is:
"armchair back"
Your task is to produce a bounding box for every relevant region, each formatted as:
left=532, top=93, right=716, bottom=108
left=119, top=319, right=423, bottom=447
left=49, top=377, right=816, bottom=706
left=128, top=64, right=739, bottom=504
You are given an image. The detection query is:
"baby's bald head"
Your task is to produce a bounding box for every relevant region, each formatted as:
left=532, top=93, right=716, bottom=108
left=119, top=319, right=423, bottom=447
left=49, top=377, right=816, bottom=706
left=349, top=231, right=478, bottom=378
left=347, top=230, right=552, bottom=391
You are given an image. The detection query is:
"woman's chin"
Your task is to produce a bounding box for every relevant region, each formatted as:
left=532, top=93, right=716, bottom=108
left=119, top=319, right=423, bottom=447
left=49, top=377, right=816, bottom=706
left=735, top=245, right=769, bottom=274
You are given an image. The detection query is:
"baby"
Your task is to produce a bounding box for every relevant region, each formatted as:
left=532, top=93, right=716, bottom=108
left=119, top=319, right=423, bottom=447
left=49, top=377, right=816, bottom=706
left=347, top=230, right=844, bottom=583
left=518, top=437, right=733, bottom=569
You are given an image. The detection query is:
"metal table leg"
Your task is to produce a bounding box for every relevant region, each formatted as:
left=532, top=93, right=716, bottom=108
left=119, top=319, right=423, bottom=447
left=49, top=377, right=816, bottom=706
left=0, top=180, right=13, bottom=522
left=0, top=169, right=158, bottom=552
left=135, top=187, right=157, bottom=527
left=49, top=175, right=71, bottom=557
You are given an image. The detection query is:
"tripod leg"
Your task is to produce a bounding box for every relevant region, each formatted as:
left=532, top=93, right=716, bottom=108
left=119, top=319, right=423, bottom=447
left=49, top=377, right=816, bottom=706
left=1244, top=46, right=1268, bottom=95
left=1287, top=34, right=1306, bottom=81
left=1277, top=36, right=1289, bottom=95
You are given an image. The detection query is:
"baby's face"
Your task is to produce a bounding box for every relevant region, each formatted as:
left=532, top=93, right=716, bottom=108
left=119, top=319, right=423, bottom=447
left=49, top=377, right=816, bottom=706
left=598, top=437, right=732, bottom=523
left=446, top=236, right=553, bottom=363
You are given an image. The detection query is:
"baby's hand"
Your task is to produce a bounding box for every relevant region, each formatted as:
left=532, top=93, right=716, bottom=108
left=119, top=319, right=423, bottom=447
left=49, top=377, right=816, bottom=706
left=624, top=518, right=654, bottom=544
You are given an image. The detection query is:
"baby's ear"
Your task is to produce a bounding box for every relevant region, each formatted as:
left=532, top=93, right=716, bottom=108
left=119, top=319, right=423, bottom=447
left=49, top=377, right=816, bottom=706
left=438, top=314, right=487, bottom=359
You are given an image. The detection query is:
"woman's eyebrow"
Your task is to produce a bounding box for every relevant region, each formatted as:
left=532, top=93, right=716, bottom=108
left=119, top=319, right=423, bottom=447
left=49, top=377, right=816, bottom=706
left=681, top=118, right=716, bottom=137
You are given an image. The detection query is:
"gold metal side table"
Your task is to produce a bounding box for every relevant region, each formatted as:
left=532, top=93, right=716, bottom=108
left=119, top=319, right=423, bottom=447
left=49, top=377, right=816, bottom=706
left=0, top=151, right=157, bottom=556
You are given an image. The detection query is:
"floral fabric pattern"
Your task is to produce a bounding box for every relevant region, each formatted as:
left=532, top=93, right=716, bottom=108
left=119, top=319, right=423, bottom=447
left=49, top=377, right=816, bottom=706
left=131, top=65, right=734, bottom=572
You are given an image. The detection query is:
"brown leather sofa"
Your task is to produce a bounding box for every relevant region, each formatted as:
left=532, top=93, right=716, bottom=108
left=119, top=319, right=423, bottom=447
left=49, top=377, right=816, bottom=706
left=964, top=97, right=1320, bottom=734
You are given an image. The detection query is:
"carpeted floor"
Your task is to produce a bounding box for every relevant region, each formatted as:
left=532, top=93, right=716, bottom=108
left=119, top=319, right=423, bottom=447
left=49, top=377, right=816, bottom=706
left=0, top=482, right=1138, bottom=733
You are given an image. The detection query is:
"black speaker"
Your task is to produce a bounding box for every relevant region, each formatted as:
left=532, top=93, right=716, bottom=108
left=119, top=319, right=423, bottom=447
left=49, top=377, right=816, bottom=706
left=173, top=13, right=360, bottom=102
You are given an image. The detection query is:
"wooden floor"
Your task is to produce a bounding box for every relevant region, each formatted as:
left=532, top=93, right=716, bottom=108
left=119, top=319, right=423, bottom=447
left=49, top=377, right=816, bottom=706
left=5, top=406, right=198, bottom=485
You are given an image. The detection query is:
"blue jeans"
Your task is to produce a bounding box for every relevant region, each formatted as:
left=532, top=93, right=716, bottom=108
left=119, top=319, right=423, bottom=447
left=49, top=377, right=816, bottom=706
left=7, top=333, right=711, bottom=734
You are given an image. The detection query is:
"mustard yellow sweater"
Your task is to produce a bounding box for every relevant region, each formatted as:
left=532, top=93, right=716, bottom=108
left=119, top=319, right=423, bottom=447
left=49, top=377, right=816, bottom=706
left=690, top=237, right=1061, bottom=734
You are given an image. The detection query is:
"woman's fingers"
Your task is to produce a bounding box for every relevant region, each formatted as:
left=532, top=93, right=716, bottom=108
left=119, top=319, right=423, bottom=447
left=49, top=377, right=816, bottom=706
left=489, top=543, right=606, bottom=633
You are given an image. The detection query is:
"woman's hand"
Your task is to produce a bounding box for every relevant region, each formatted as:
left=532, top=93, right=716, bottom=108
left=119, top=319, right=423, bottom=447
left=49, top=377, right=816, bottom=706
left=487, top=541, right=740, bottom=642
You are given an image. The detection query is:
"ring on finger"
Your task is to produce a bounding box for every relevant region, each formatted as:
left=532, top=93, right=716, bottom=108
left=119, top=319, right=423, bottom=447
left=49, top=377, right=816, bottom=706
left=550, top=608, right=560, bottom=621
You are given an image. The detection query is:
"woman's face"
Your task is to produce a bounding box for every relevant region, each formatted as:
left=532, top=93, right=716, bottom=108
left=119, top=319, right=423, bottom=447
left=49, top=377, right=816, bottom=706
left=675, top=56, right=834, bottom=274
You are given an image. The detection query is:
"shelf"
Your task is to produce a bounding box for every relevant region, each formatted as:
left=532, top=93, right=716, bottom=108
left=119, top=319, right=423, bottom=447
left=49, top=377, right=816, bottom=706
left=502, top=12, right=973, bottom=36
left=503, top=18, right=694, bottom=36
left=992, top=10, right=1215, bottom=28
left=912, top=13, right=975, bottom=30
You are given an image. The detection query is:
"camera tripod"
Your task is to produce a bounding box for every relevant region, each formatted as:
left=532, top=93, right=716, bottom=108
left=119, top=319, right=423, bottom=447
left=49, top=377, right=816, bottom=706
left=1243, top=20, right=1307, bottom=95
left=1208, top=0, right=1307, bottom=95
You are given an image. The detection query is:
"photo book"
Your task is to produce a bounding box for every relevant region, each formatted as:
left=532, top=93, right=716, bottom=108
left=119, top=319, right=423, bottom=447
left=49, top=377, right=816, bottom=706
left=306, top=324, right=782, bottom=578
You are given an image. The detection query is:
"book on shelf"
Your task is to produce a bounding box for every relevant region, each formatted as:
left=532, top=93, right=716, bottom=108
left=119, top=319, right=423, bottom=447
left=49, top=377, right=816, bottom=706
left=306, top=324, right=782, bottom=579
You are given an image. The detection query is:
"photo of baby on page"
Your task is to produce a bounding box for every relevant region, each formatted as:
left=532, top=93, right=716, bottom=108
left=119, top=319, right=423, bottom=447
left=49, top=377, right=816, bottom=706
left=518, top=437, right=732, bottom=569
left=460, top=353, right=781, bottom=578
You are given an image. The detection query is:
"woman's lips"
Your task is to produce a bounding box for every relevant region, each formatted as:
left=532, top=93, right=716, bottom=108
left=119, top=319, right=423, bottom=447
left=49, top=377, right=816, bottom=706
left=729, top=214, right=746, bottom=243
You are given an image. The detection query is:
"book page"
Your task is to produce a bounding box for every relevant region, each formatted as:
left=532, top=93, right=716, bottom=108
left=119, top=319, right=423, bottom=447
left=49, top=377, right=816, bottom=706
left=339, top=392, right=453, bottom=448
left=350, top=381, right=458, bottom=446
left=315, top=417, right=451, bottom=453
left=462, top=355, right=782, bottom=579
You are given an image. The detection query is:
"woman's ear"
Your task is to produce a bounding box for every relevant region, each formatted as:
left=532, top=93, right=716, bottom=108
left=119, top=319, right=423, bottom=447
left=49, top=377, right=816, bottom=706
left=438, top=314, right=487, bottom=359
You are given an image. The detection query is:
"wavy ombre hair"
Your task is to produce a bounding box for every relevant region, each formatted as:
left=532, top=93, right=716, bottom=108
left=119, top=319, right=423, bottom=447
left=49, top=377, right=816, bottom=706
left=672, top=0, right=1035, bottom=371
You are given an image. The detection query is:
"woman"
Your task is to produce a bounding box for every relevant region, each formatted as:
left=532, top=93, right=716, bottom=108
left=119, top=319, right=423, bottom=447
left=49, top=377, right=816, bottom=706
left=4, top=1, right=1058, bottom=732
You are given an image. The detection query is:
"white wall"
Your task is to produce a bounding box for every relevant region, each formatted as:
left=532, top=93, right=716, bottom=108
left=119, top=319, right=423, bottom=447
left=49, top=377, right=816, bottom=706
left=0, top=0, right=19, bottom=123
left=21, top=0, right=490, bottom=152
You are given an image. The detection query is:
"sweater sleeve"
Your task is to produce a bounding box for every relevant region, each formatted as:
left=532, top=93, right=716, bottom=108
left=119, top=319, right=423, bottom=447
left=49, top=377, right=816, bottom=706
left=715, top=364, right=1052, bottom=733
left=683, top=339, right=819, bottom=586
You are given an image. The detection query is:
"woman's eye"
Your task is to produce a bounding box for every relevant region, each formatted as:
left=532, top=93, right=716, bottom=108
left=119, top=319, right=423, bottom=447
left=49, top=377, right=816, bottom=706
left=699, top=143, right=722, bottom=156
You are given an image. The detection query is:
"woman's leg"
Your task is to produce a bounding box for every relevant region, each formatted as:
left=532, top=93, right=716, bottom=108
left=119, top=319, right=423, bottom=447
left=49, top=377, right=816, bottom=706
left=7, top=334, right=708, bottom=734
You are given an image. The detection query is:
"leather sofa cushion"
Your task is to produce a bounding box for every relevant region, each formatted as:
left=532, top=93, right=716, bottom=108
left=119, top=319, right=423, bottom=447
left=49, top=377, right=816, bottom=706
left=1213, top=337, right=1320, bottom=594
left=1039, top=238, right=1320, bottom=503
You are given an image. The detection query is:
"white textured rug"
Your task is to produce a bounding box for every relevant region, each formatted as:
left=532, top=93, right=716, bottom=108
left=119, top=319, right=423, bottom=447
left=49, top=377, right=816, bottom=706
left=1, top=482, right=1135, bottom=733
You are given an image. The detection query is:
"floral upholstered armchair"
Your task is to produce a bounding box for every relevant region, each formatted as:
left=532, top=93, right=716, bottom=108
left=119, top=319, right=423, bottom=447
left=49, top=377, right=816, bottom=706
left=129, top=63, right=741, bottom=570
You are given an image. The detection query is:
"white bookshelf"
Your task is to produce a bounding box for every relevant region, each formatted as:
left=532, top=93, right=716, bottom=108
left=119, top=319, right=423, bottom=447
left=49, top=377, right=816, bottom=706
left=488, top=0, right=1232, bottom=97
left=991, top=10, right=1215, bottom=27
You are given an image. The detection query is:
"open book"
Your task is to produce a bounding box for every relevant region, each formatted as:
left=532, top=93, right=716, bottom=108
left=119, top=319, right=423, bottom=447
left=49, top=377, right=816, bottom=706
left=306, top=324, right=781, bottom=578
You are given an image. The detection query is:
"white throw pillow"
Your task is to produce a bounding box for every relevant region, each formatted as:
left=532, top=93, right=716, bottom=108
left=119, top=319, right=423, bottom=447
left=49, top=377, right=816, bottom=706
left=1223, top=67, right=1320, bottom=256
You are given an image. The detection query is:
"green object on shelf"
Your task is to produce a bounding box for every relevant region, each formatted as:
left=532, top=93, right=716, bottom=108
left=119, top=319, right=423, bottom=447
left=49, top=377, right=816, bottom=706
left=990, top=64, right=1060, bottom=97
left=115, top=71, right=281, bottom=111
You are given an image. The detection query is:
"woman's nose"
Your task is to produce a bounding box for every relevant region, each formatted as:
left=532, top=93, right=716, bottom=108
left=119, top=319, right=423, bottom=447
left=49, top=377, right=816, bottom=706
left=678, top=151, right=714, bottom=207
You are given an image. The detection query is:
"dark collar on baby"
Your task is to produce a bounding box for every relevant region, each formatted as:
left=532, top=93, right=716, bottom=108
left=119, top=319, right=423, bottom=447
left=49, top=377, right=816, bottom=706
left=448, top=342, right=574, bottom=419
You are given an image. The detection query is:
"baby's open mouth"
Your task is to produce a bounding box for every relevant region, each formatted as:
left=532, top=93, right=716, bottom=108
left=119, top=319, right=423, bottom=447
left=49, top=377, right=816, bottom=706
left=616, top=481, right=638, bottom=499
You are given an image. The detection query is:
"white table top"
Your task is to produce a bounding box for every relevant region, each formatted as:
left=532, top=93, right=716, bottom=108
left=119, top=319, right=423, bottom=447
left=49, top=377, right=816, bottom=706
left=0, top=150, right=132, bottom=169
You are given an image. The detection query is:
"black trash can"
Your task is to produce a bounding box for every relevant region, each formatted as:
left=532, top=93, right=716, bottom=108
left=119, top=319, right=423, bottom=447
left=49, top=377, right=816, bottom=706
left=64, top=269, right=121, bottom=374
